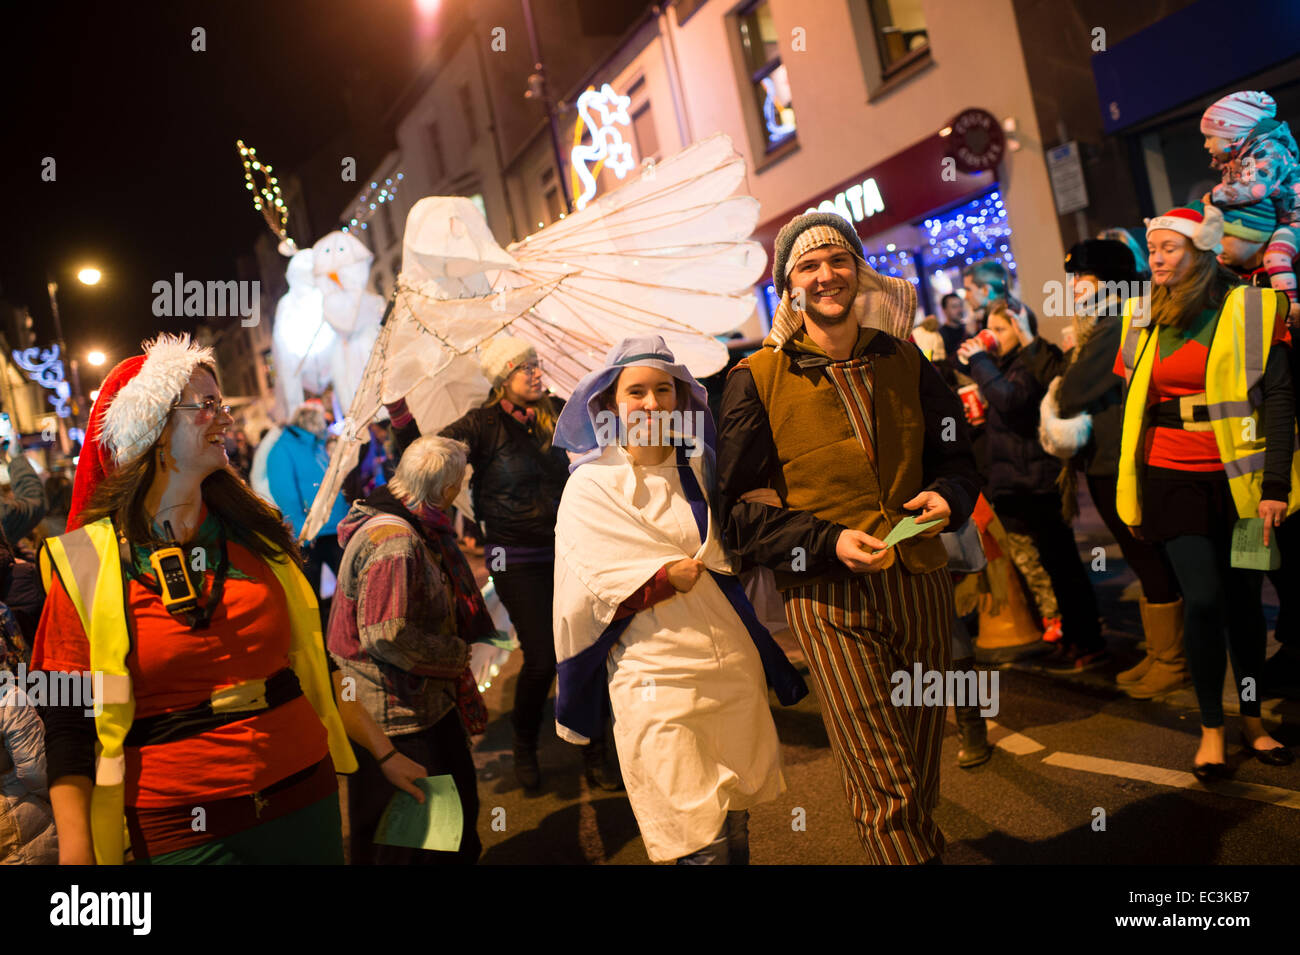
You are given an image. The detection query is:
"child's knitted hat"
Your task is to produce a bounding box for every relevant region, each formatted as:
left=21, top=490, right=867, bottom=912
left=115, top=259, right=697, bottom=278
left=1201, top=91, right=1276, bottom=140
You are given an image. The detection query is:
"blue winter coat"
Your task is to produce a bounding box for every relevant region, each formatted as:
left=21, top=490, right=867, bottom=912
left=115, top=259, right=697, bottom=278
left=266, top=425, right=350, bottom=539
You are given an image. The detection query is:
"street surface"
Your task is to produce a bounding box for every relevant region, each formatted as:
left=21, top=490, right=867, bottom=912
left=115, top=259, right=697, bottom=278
left=464, top=484, right=1300, bottom=864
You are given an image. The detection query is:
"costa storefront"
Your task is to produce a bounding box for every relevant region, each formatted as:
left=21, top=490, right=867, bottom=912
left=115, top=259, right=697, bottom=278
left=751, top=108, right=1019, bottom=328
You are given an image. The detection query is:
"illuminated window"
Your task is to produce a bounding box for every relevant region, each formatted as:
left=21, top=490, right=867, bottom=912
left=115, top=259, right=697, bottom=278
left=736, top=1, right=795, bottom=152
left=866, top=0, right=930, bottom=78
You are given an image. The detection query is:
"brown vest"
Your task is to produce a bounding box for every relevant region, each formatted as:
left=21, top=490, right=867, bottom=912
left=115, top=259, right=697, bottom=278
left=745, top=330, right=949, bottom=589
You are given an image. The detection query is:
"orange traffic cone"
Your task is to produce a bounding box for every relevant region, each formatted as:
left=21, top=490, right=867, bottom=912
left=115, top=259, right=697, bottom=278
left=975, top=561, right=1049, bottom=664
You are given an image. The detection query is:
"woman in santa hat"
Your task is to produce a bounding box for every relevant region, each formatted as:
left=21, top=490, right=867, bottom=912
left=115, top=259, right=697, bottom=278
left=32, top=333, right=418, bottom=865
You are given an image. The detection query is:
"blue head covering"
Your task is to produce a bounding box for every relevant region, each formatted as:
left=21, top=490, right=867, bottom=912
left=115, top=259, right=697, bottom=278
left=553, top=335, right=717, bottom=461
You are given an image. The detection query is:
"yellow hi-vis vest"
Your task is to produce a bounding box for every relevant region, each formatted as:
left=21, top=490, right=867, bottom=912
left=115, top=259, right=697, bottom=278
left=1116, top=284, right=1300, bottom=527
left=37, top=517, right=358, bottom=865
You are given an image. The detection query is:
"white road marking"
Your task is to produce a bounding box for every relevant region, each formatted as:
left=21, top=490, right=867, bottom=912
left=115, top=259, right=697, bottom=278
left=1043, top=751, right=1300, bottom=810
left=988, top=720, right=1045, bottom=755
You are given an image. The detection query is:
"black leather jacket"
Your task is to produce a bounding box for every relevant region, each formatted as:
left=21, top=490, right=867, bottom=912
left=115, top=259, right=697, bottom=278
left=438, top=401, right=569, bottom=549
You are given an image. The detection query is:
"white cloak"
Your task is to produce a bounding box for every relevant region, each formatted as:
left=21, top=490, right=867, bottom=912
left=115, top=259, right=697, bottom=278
left=553, top=444, right=785, bottom=861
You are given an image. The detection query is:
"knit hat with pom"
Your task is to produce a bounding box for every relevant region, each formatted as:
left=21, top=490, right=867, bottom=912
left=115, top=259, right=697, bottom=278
left=67, top=333, right=215, bottom=529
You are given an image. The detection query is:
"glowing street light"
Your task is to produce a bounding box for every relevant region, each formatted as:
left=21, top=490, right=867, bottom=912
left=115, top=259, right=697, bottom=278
left=87, top=350, right=106, bottom=366
left=77, top=267, right=102, bottom=286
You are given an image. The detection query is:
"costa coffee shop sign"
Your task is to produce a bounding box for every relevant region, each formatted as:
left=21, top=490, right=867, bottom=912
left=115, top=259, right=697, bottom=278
left=805, top=178, right=886, bottom=224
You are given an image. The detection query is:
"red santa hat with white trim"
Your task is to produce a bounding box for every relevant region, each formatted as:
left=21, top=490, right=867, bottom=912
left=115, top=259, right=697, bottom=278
left=1144, top=199, right=1224, bottom=253
left=67, top=333, right=215, bottom=530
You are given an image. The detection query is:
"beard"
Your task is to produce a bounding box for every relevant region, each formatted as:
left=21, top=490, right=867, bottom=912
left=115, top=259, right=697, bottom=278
left=803, top=293, right=855, bottom=326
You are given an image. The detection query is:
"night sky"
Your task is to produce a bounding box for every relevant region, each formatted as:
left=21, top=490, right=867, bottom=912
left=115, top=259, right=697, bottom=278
left=0, top=0, right=424, bottom=379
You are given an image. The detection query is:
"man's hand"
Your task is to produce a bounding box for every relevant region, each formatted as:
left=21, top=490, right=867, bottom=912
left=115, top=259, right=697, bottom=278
left=379, top=750, right=429, bottom=804
left=836, top=529, right=889, bottom=573
left=666, top=557, right=705, bottom=593
left=902, top=491, right=951, bottom=536
left=740, top=487, right=782, bottom=507
left=1260, top=499, right=1288, bottom=547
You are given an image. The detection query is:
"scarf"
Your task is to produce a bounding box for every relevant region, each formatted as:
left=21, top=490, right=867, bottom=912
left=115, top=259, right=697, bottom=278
left=499, top=398, right=537, bottom=426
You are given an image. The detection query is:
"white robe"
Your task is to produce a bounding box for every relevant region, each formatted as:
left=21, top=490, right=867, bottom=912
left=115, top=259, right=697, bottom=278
left=553, top=444, right=784, bottom=861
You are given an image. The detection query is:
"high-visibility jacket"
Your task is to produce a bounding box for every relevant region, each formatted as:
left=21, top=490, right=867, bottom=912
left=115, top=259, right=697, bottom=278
left=1116, top=284, right=1300, bottom=527
left=37, top=516, right=358, bottom=865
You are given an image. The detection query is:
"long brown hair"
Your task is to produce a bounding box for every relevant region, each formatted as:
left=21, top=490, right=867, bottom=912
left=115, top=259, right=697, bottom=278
left=484, top=385, right=560, bottom=451
left=1151, top=246, right=1238, bottom=328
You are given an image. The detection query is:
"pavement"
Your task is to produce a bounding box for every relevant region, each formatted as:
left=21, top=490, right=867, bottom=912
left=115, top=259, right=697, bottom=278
left=457, top=482, right=1300, bottom=864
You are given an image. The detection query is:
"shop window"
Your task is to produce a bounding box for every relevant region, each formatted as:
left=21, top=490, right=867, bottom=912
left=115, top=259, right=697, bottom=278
left=736, top=1, right=796, bottom=152
left=866, top=0, right=930, bottom=79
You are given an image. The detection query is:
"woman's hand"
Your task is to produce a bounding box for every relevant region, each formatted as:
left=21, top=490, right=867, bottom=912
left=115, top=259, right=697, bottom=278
left=666, top=557, right=705, bottom=593
left=956, top=338, right=985, bottom=364
left=1010, top=307, right=1035, bottom=346
left=740, top=487, right=782, bottom=507
left=379, top=749, right=429, bottom=804
left=902, top=491, right=951, bottom=536
left=1259, top=500, right=1288, bottom=547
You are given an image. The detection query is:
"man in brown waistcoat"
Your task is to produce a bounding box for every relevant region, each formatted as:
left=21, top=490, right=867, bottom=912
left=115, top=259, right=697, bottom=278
left=719, top=212, right=979, bottom=864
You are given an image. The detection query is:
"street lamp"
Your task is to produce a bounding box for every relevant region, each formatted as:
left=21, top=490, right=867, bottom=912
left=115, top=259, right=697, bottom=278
left=77, top=267, right=102, bottom=286
left=87, top=350, right=106, bottom=366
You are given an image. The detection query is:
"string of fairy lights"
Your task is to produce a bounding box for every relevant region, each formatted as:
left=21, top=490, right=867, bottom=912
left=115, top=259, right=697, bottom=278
left=236, top=139, right=291, bottom=247
left=341, top=174, right=405, bottom=234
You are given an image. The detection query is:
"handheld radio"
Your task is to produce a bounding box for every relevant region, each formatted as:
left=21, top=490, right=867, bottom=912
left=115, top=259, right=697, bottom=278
left=148, top=521, right=199, bottom=614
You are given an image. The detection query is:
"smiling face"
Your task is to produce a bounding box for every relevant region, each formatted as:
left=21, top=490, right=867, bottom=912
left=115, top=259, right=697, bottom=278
left=788, top=246, right=859, bottom=324
left=608, top=366, right=679, bottom=446
left=1147, top=230, right=1196, bottom=288
left=158, top=367, right=233, bottom=481
left=502, top=358, right=546, bottom=404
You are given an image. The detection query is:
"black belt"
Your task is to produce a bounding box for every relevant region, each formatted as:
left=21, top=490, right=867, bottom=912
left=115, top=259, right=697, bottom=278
left=1148, top=396, right=1210, bottom=430
left=124, top=667, right=304, bottom=748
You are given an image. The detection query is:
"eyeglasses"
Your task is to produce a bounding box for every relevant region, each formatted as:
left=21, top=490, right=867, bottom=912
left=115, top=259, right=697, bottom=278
left=172, top=398, right=232, bottom=417
left=514, top=360, right=544, bottom=376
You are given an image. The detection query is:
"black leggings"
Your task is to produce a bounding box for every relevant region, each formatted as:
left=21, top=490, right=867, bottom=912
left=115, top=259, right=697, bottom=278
left=1163, top=534, right=1266, bottom=726
left=492, top=560, right=568, bottom=746
left=993, top=491, right=1102, bottom=647
left=1086, top=474, right=1180, bottom=604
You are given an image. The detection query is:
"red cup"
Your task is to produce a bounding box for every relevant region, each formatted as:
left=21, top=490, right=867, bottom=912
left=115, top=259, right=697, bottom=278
left=975, top=328, right=1000, bottom=356
left=958, top=384, right=987, bottom=426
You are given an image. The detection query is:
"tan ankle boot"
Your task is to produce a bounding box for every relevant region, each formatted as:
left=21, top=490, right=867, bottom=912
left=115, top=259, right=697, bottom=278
left=1124, top=598, right=1188, bottom=699
left=1117, top=596, right=1158, bottom=685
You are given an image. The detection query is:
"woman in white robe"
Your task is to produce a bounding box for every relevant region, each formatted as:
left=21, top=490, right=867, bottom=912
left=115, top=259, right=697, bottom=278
left=551, top=335, right=807, bottom=864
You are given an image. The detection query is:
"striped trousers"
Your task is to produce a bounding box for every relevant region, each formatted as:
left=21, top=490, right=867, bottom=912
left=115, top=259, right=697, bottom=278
left=784, top=564, right=953, bottom=865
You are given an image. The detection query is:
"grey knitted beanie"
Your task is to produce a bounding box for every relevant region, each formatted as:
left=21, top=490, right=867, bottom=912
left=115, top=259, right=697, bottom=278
left=772, top=212, right=866, bottom=297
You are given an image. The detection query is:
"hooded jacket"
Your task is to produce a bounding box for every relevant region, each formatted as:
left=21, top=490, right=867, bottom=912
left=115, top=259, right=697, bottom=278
left=1211, top=116, right=1300, bottom=221
left=266, top=425, right=350, bottom=539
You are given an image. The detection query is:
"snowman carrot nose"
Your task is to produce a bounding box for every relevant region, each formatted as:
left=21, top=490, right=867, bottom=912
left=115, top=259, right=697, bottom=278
left=328, top=271, right=341, bottom=286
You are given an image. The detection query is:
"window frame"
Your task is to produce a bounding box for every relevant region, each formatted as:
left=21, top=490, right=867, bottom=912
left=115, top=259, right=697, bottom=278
left=733, top=0, right=796, bottom=155
left=865, top=0, right=932, bottom=82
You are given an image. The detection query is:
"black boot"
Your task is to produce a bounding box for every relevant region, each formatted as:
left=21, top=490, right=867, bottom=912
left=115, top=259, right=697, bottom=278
left=952, top=657, right=992, bottom=769
left=582, top=740, right=623, bottom=792
left=513, top=739, right=541, bottom=791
